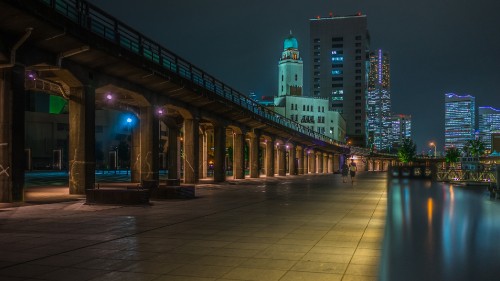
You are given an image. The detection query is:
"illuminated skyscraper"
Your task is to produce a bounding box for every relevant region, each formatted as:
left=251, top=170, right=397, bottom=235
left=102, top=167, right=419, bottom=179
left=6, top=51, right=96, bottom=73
left=389, top=114, right=411, bottom=150
left=309, top=13, right=369, bottom=146
left=444, top=93, right=476, bottom=150
left=366, top=49, right=391, bottom=150
left=478, top=106, right=500, bottom=150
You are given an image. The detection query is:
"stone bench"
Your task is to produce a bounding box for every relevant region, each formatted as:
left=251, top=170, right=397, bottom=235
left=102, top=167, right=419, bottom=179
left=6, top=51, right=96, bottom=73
left=85, top=180, right=158, bottom=205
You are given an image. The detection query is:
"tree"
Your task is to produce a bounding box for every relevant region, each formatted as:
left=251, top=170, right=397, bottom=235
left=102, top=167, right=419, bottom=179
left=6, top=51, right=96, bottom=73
left=397, top=138, right=416, bottom=163
left=445, top=147, right=461, bottom=164
left=462, top=139, right=485, bottom=157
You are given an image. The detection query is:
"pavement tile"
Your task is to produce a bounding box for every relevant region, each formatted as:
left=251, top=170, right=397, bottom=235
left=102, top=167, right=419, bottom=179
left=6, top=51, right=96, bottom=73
left=279, top=271, right=343, bottom=281
left=222, top=267, right=286, bottom=281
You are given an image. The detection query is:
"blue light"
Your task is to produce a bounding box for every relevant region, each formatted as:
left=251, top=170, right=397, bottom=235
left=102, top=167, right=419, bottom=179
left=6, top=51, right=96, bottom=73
left=126, top=117, right=132, bottom=123
left=332, top=70, right=342, bottom=75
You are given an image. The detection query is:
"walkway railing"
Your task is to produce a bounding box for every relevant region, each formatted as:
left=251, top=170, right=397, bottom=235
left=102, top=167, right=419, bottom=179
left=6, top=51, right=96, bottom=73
left=436, top=167, right=497, bottom=183
left=35, top=0, right=345, bottom=147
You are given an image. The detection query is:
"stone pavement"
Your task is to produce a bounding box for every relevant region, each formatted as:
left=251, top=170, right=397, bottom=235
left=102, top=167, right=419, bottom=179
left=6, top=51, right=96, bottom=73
left=0, top=172, right=387, bottom=281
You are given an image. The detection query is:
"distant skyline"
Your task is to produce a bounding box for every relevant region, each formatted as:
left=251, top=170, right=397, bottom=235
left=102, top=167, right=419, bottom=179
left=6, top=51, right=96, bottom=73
left=88, top=0, right=500, bottom=152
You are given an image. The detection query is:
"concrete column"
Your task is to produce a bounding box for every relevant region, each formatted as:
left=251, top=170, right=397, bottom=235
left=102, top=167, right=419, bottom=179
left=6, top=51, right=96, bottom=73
left=297, top=147, right=304, bottom=175
left=198, top=128, right=207, bottom=179
left=265, top=139, right=274, bottom=177
left=0, top=66, right=25, bottom=202
left=323, top=153, right=328, bottom=174
left=233, top=132, right=245, bottom=179
left=213, top=124, right=226, bottom=182
left=184, top=118, right=199, bottom=184
left=304, top=150, right=309, bottom=174
left=278, top=144, right=286, bottom=176
left=288, top=144, right=296, bottom=175
left=333, top=154, right=340, bottom=173
left=131, top=107, right=159, bottom=182
left=167, top=125, right=179, bottom=180
left=329, top=154, right=334, bottom=174
left=68, top=85, right=95, bottom=194
left=310, top=151, right=316, bottom=174
left=249, top=131, right=260, bottom=178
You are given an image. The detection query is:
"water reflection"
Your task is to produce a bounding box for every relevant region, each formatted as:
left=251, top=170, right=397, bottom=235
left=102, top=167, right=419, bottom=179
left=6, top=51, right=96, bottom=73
left=380, top=179, right=500, bottom=281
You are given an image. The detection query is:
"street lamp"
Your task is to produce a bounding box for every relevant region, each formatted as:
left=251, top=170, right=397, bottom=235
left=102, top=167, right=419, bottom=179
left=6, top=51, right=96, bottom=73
left=429, top=142, right=436, bottom=158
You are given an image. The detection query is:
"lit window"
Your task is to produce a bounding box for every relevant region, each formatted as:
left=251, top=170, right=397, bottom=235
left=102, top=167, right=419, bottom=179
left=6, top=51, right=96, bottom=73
left=331, top=70, right=343, bottom=75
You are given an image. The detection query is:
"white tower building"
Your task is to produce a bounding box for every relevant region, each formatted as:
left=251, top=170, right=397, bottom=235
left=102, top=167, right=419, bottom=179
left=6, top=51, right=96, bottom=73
left=278, top=32, right=303, bottom=97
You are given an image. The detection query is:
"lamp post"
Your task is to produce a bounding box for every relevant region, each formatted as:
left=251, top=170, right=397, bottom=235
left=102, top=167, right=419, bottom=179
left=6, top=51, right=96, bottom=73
left=429, top=142, right=436, bottom=158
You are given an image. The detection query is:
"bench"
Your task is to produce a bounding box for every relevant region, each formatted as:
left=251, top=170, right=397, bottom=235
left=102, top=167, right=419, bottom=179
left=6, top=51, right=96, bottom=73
left=85, top=180, right=157, bottom=205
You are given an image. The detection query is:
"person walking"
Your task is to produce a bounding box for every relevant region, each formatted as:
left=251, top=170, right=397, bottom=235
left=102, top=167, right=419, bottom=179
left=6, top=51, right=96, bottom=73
left=349, top=159, right=357, bottom=184
left=341, top=162, right=349, bottom=183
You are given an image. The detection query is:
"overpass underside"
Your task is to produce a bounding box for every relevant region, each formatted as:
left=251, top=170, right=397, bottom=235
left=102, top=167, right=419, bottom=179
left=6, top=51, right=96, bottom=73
left=0, top=0, right=350, bottom=202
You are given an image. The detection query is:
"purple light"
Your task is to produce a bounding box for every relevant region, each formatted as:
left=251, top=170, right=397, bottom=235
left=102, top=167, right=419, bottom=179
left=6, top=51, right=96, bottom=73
left=378, top=49, right=382, bottom=84
left=106, top=94, right=113, bottom=100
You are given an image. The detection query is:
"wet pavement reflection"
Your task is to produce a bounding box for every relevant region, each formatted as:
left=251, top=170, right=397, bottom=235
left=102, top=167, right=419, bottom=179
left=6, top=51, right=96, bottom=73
left=380, top=179, right=500, bottom=281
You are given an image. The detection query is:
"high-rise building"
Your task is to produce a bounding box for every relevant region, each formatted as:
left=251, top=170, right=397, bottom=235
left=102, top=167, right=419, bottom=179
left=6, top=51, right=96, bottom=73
left=273, top=33, right=346, bottom=143
left=366, top=49, right=391, bottom=150
left=278, top=32, right=303, bottom=97
left=309, top=13, right=369, bottom=146
left=478, top=106, right=500, bottom=151
left=389, top=114, right=411, bottom=150
left=445, top=93, right=476, bottom=150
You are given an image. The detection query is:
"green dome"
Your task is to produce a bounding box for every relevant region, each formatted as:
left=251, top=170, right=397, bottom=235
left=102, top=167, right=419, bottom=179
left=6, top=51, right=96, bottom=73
left=284, top=35, right=298, bottom=50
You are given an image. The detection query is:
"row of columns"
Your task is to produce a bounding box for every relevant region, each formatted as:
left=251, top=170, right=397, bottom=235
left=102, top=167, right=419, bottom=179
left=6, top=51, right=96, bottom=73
left=0, top=65, right=340, bottom=202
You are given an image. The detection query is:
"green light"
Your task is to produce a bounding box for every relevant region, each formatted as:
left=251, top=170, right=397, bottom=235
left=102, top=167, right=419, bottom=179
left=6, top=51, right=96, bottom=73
left=49, top=95, right=67, bottom=114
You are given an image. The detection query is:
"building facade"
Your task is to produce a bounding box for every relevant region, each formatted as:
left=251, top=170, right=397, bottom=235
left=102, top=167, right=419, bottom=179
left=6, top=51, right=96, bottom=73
left=274, top=33, right=346, bottom=143
left=478, top=106, right=500, bottom=151
left=444, top=93, right=476, bottom=150
left=309, top=13, right=369, bottom=146
left=366, top=49, right=391, bottom=151
left=278, top=32, right=303, bottom=97
left=388, top=114, right=411, bottom=151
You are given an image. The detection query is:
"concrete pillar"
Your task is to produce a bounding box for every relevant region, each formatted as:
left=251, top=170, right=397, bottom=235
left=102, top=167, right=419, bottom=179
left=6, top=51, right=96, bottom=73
left=304, top=150, right=309, bottom=174
left=323, top=153, right=328, bottom=174
left=0, top=66, right=25, bottom=202
left=68, top=85, right=95, bottom=194
left=329, top=154, right=332, bottom=173
left=198, top=128, right=207, bottom=179
left=333, top=154, right=340, bottom=173
left=288, top=144, right=296, bottom=175
left=316, top=153, right=322, bottom=173
left=278, top=144, right=286, bottom=176
left=233, top=132, right=245, bottom=179
left=131, top=120, right=140, bottom=182
left=310, top=151, right=316, bottom=174
left=167, top=125, right=179, bottom=180
left=249, top=131, right=260, bottom=178
left=184, top=118, right=199, bottom=184
left=265, top=139, right=274, bottom=177
left=213, top=124, right=226, bottom=182
left=131, top=107, right=159, bottom=182
left=297, top=147, right=304, bottom=175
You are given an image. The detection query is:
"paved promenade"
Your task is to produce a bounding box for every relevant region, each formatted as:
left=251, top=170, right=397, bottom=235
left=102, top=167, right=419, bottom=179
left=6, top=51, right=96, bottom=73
left=0, top=173, right=386, bottom=281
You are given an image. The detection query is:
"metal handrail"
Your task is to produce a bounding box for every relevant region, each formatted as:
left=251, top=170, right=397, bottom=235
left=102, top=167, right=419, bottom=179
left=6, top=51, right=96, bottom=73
left=35, top=0, right=347, bottom=148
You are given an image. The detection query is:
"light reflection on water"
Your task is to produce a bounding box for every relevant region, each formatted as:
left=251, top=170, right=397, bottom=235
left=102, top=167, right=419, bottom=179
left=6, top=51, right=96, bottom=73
left=380, top=179, right=500, bottom=281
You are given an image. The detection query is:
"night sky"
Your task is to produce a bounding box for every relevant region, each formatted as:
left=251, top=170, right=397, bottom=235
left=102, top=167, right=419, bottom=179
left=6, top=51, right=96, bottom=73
left=88, top=0, right=500, bottom=153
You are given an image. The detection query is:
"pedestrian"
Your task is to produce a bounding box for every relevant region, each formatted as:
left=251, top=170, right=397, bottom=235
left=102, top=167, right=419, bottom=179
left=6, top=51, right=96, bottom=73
left=341, top=162, right=349, bottom=183
left=349, top=159, right=357, bottom=183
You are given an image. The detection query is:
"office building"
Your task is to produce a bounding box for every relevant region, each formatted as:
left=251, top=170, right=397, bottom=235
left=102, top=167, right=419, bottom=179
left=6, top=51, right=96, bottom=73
left=478, top=106, right=500, bottom=151
left=389, top=114, right=411, bottom=151
left=309, top=13, right=369, bottom=146
left=366, top=49, right=391, bottom=151
left=444, top=93, right=476, bottom=150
